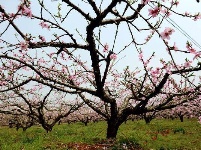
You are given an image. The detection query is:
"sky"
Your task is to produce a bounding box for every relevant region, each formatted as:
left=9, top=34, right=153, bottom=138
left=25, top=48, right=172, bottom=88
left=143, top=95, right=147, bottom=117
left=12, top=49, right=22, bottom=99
left=0, top=0, right=201, bottom=109
left=0, top=0, right=201, bottom=81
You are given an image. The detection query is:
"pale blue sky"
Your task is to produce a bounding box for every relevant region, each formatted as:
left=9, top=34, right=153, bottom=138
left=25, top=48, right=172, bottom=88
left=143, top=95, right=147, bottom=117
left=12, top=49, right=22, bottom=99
left=0, top=0, right=201, bottom=106
left=0, top=0, right=201, bottom=74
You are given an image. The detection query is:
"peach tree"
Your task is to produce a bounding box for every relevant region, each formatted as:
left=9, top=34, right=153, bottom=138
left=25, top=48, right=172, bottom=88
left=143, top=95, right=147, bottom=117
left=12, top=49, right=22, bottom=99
left=0, top=0, right=201, bottom=138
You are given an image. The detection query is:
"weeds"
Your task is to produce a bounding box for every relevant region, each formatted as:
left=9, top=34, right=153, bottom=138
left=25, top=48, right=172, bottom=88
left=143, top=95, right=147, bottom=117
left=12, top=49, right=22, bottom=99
left=0, top=119, right=200, bottom=150
left=173, top=127, right=185, bottom=134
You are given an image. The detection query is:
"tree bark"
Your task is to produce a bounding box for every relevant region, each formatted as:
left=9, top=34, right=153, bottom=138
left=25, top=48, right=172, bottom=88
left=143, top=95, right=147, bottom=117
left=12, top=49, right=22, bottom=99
left=178, top=115, right=184, bottom=122
left=144, top=116, right=152, bottom=124
left=106, top=120, right=120, bottom=139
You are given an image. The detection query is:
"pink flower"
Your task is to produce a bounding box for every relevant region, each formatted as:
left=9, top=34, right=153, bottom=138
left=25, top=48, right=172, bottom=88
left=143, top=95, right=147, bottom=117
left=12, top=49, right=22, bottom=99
left=165, top=67, right=172, bottom=74
left=103, top=43, right=109, bottom=52
left=184, top=61, right=192, bottom=68
left=48, top=52, right=55, bottom=58
left=161, top=9, right=171, bottom=17
left=8, top=13, right=19, bottom=19
left=193, top=13, right=201, bottom=21
left=172, top=42, right=178, bottom=51
left=148, top=6, right=161, bottom=17
left=0, top=81, right=7, bottom=86
left=39, top=35, right=46, bottom=42
left=18, top=5, right=32, bottom=17
left=69, top=75, right=76, bottom=80
left=61, top=67, right=67, bottom=73
left=138, top=52, right=143, bottom=61
left=0, top=12, right=5, bottom=20
left=184, top=11, right=190, bottom=16
left=39, top=21, right=50, bottom=30
left=22, top=6, right=32, bottom=17
left=172, top=0, right=179, bottom=7
left=160, top=27, right=175, bottom=40
left=38, top=58, right=46, bottom=64
left=141, top=0, right=150, bottom=4
left=19, top=41, right=28, bottom=50
left=193, top=52, right=201, bottom=60
left=186, top=43, right=196, bottom=54
left=110, top=53, right=117, bottom=60
left=151, top=67, right=160, bottom=76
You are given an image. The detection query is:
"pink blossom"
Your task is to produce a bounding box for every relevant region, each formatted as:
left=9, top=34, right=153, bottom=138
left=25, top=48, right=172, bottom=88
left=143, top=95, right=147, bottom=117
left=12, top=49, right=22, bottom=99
left=61, top=67, right=67, bottom=73
left=184, top=11, right=190, bottom=16
left=103, top=43, right=109, bottom=52
left=60, top=51, right=68, bottom=61
left=38, top=58, right=46, bottom=64
left=184, top=61, right=192, bottom=68
left=151, top=67, right=160, bottom=77
left=19, top=5, right=32, bottom=17
left=69, top=75, right=76, bottom=80
left=0, top=12, right=5, bottom=19
left=141, top=0, right=150, bottom=4
left=110, top=53, right=117, bottom=60
left=8, top=13, right=19, bottom=19
left=193, top=13, right=201, bottom=21
left=39, top=21, right=50, bottom=30
left=39, top=35, right=46, bottom=42
left=0, top=81, right=7, bottom=86
left=160, top=27, right=175, bottom=40
left=144, top=60, right=149, bottom=66
left=161, top=9, right=171, bottom=17
left=145, top=35, right=151, bottom=42
left=172, top=0, right=179, bottom=7
left=165, top=67, right=172, bottom=74
left=186, top=43, right=196, bottom=54
left=193, top=52, right=201, bottom=60
left=172, top=42, right=178, bottom=51
left=148, top=6, right=161, bottom=18
left=138, top=52, right=143, bottom=61
left=23, top=6, right=32, bottom=17
left=19, top=41, right=28, bottom=50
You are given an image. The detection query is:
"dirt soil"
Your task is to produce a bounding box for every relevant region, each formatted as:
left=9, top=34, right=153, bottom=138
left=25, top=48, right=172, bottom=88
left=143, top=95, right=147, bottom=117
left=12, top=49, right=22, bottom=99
left=66, top=139, right=143, bottom=150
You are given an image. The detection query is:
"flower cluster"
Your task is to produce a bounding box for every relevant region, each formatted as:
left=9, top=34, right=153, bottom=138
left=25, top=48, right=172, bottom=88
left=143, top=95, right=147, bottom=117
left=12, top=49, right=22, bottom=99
left=148, top=6, right=161, bottom=18
left=19, top=41, right=28, bottom=50
left=110, top=53, right=117, bottom=60
left=39, top=35, right=46, bottom=42
left=103, top=43, right=109, bottom=52
left=141, top=0, right=150, bottom=5
left=39, top=21, right=50, bottom=30
left=186, top=42, right=201, bottom=60
left=18, top=2, right=32, bottom=18
left=160, top=27, right=175, bottom=40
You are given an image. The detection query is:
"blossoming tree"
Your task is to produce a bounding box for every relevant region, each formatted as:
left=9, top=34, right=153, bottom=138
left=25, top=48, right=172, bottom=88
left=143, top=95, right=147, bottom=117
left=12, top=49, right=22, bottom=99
left=0, top=82, right=83, bottom=132
left=0, top=0, right=201, bottom=138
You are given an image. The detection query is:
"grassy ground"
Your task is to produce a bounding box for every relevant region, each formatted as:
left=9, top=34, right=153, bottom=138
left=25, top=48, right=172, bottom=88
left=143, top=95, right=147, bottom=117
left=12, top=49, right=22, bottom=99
left=0, top=118, right=200, bottom=150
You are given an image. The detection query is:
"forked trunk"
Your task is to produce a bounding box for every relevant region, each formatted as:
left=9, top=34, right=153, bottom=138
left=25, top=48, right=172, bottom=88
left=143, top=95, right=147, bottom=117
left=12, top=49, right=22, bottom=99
left=42, top=124, right=53, bottom=133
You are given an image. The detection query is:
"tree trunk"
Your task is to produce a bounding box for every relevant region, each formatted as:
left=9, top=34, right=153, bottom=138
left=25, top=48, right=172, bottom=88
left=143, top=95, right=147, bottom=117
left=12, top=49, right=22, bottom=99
left=106, top=120, right=120, bottom=139
left=42, top=124, right=53, bottom=133
left=179, top=115, right=184, bottom=122
left=84, top=121, right=88, bottom=126
left=144, top=117, right=152, bottom=124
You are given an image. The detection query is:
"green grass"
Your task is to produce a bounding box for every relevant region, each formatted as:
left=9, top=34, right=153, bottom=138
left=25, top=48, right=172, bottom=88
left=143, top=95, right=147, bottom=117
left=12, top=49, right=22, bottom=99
left=118, top=118, right=201, bottom=149
left=0, top=119, right=200, bottom=150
